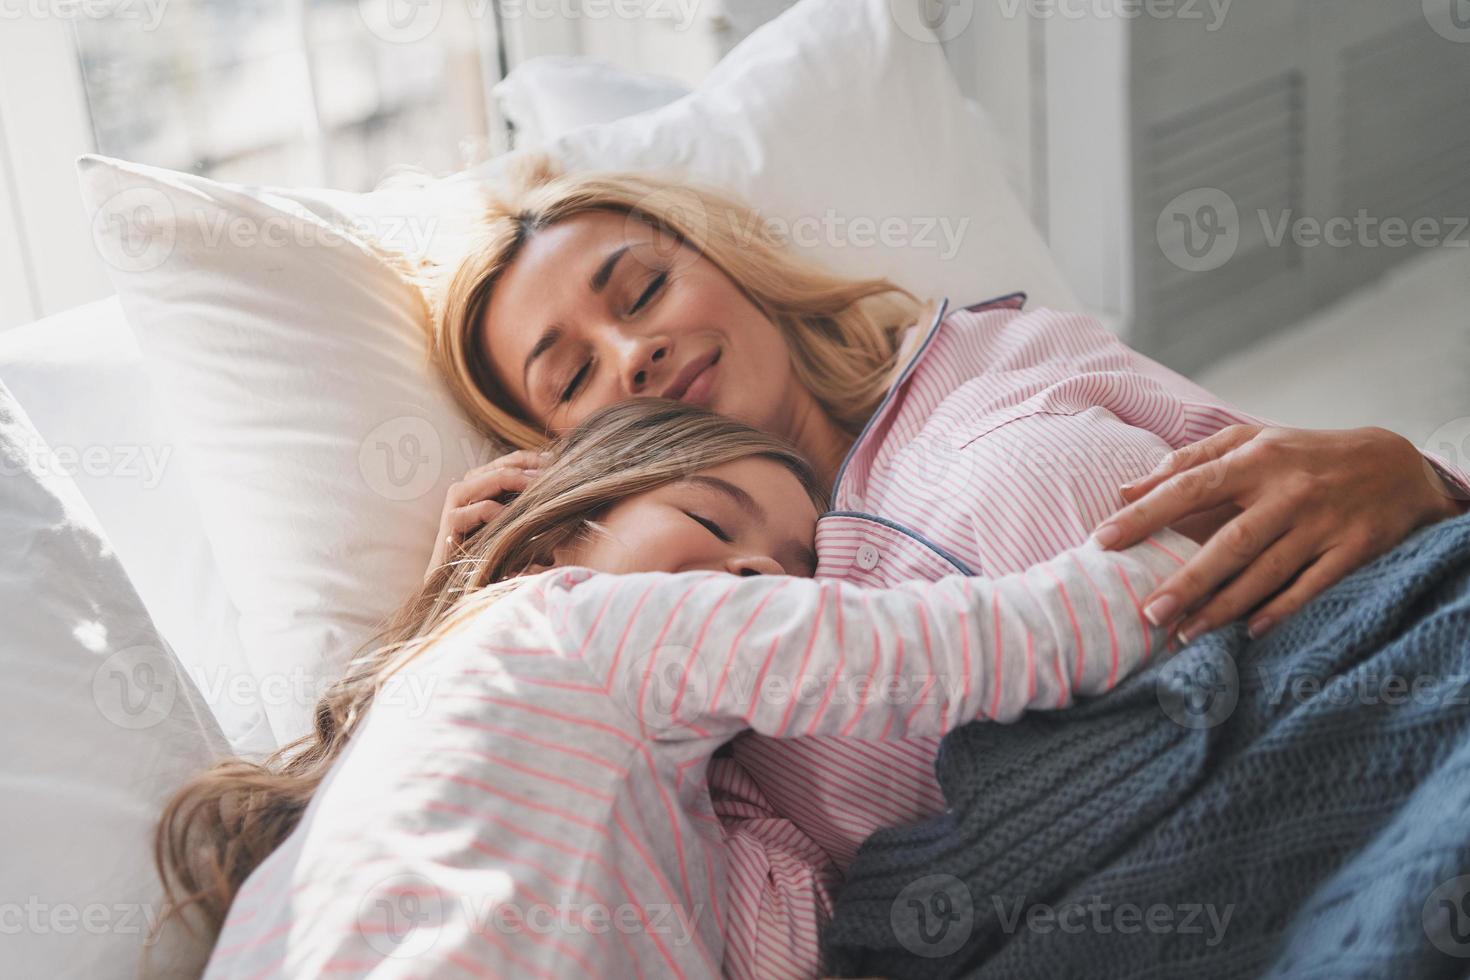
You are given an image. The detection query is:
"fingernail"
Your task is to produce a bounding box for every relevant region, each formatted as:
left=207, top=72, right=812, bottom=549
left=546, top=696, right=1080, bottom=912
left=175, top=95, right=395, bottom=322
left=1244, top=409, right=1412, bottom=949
left=1177, top=619, right=1202, bottom=644
left=538, top=451, right=554, bottom=460
left=1119, top=481, right=1137, bottom=492
left=1144, top=594, right=1180, bottom=627
left=1092, top=524, right=1122, bottom=549
left=1248, top=616, right=1273, bottom=639
left=524, top=469, right=541, bottom=478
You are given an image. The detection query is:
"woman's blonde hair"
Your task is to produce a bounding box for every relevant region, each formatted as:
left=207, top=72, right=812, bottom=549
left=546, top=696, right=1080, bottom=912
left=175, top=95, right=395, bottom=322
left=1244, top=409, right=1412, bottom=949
left=153, top=399, right=826, bottom=937
left=429, top=154, right=923, bottom=449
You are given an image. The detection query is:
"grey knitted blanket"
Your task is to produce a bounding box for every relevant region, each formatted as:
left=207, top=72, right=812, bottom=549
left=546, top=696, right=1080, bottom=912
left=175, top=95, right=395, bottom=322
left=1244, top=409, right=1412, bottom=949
left=823, top=513, right=1470, bottom=979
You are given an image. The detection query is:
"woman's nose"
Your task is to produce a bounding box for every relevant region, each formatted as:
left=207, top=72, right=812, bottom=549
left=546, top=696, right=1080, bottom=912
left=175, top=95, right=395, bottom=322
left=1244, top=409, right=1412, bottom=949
left=726, top=555, right=784, bottom=578
left=621, top=336, right=671, bottom=395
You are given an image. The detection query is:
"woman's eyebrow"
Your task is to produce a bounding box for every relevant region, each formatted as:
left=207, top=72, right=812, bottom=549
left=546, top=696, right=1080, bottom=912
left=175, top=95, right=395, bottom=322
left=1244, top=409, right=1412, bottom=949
left=590, top=245, right=631, bottom=293
left=522, top=325, right=562, bottom=390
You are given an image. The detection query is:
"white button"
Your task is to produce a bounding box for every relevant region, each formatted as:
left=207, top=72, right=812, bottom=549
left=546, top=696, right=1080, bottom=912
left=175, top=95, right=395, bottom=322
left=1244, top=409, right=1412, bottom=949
left=856, top=544, right=880, bottom=570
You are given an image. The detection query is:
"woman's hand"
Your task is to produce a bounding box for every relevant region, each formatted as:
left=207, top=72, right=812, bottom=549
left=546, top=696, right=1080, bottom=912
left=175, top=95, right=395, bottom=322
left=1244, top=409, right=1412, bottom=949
left=1092, top=425, right=1467, bottom=641
left=426, top=449, right=550, bottom=576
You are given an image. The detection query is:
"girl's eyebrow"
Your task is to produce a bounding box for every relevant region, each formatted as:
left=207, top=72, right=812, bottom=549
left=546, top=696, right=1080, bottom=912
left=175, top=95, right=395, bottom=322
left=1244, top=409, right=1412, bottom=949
left=681, top=476, right=763, bottom=520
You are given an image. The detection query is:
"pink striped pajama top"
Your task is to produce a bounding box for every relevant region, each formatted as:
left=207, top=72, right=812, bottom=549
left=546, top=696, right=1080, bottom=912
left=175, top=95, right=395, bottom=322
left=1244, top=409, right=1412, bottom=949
left=203, top=524, right=1195, bottom=979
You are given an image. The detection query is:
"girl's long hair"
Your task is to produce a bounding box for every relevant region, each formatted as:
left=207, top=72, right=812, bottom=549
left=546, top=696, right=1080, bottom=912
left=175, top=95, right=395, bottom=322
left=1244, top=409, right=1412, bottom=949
left=427, top=154, right=924, bottom=449
left=153, top=399, right=826, bottom=938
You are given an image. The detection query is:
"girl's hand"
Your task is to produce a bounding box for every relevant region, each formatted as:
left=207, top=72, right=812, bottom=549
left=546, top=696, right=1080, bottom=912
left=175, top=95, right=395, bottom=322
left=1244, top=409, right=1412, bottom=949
left=426, top=449, right=550, bottom=576
left=1092, top=425, right=1467, bottom=640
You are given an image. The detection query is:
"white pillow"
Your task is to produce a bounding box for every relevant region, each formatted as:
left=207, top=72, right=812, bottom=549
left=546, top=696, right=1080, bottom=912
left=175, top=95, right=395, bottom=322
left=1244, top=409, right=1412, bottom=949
left=0, top=379, right=228, bottom=979
left=494, top=55, right=692, bottom=149
left=0, top=298, right=269, bottom=754
left=546, top=0, right=1078, bottom=311
left=78, top=157, right=497, bottom=741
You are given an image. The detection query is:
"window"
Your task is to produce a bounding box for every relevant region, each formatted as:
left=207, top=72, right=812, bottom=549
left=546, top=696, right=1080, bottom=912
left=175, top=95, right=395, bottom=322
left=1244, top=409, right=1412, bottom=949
left=71, top=0, right=501, bottom=191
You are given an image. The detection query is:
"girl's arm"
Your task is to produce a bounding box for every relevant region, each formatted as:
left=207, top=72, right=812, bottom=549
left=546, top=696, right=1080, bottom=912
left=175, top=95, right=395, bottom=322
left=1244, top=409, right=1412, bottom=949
left=538, top=529, right=1199, bottom=741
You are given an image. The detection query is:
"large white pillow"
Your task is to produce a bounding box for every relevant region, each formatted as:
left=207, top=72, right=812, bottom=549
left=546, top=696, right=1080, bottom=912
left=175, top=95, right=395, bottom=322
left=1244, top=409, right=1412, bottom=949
left=78, top=157, right=496, bottom=741
left=0, top=379, right=228, bottom=979
left=546, top=0, right=1078, bottom=311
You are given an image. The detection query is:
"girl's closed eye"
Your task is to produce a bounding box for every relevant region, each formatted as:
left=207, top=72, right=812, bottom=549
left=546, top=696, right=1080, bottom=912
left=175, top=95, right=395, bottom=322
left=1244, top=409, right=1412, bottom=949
left=686, top=511, right=732, bottom=543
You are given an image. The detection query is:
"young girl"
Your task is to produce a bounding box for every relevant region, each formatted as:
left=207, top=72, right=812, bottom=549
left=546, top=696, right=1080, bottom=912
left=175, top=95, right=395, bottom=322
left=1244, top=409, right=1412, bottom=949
left=162, top=400, right=1197, bottom=979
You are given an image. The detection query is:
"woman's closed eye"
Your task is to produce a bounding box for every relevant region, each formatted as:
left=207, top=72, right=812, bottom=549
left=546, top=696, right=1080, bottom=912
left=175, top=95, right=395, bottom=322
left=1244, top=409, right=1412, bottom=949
left=628, top=271, right=668, bottom=315
left=559, top=359, right=592, bottom=403
left=686, top=512, right=732, bottom=543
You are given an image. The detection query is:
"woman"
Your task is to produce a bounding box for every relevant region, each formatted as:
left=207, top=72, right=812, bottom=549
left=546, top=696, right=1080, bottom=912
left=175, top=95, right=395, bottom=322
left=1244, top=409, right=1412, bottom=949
left=419, top=156, right=1468, bottom=974
left=165, top=401, right=1192, bottom=978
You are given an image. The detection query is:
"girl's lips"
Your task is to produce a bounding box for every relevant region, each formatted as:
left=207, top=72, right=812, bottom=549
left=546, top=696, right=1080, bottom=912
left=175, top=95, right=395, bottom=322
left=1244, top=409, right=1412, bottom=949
left=662, top=349, right=721, bottom=406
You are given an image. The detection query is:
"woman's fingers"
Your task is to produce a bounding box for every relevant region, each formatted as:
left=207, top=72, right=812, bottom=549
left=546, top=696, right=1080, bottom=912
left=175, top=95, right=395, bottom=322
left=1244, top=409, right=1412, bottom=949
left=1246, top=545, right=1381, bottom=638
left=1119, top=425, right=1261, bottom=502
left=449, top=454, right=545, bottom=506
left=450, top=498, right=508, bottom=536
left=1095, top=445, right=1246, bottom=551
left=1139, top=501, right=1295, bottom=627
left=1172, top=528, right=1316, bottom=642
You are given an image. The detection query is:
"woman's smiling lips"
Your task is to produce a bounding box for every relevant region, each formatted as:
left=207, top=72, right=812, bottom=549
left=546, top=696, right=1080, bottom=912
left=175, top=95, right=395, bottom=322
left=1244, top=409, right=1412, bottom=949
left=661, top=349, right=722, bottom=407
